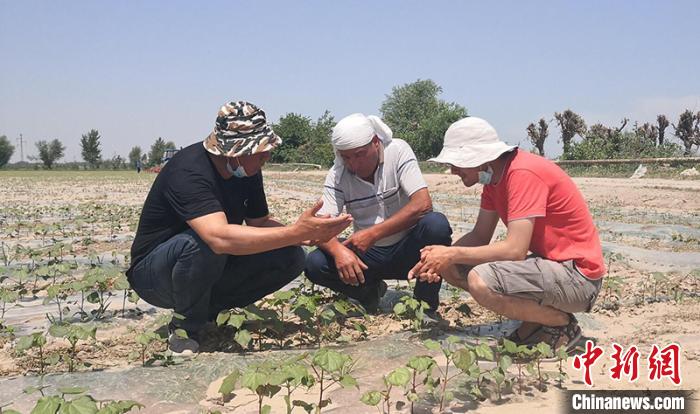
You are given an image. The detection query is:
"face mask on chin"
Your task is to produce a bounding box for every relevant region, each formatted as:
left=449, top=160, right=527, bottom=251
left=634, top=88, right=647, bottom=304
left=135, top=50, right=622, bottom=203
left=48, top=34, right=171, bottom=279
left=226, top=158, right=248, bottom=178
left=478, top=165, right=494, bottom=185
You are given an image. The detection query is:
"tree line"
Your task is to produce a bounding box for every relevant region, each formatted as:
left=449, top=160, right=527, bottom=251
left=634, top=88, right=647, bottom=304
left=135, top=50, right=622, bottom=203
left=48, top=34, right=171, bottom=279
left=1, top=79, right=698, bottom=170
left=0, top=132, right=177, bottom=170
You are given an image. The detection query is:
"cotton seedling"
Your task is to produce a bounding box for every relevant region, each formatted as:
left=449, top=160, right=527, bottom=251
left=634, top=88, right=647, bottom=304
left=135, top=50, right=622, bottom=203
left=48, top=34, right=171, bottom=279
left=392, top=296, right=430, bottom=331
left=15, top=331, right=52, bottom=374
left=361, top=366, right=411, bottom=414
left=601, top=275, right=623, bottom=309
left=303, top=348, right=357, bottom=413
left=272, top=356, right=315, bottom=414
left=555, top=346, right=569, bottom=388
left=48, top=323, right=96, bottom=372
left=43, top=282, right=73, bottom=324
left=113, top=275, right=139, bottom=317
left=20, top=386, right=142, bottom=414
left=292, top=293, right=348, bottom=347
left=423, top=336, right=478, bottom=411
left=262, top=290, right=296, bottom=348
left=0, top=287, right=18, bottom=319
left=501, top=339, right=532, bottom=395
left=132, top=330, right=177, bottom=367
left=241, top=362, right=283, bottom=414
left=651, top=272, right=669, bottom=302
left=405, top=355, right=436, bottom=414
left=527, top=342, right=553, bottom=390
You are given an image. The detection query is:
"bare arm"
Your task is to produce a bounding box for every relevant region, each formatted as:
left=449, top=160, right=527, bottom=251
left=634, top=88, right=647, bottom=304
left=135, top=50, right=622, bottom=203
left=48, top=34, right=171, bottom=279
left=452, top=208, right=499, bottom=248
left=245, top=215, right=284, bottom=228
left=409, top=216, right=534, bottom=279
left=188, top=200, right=352, bottom=256
left=343, top=188, right=433, bottom=253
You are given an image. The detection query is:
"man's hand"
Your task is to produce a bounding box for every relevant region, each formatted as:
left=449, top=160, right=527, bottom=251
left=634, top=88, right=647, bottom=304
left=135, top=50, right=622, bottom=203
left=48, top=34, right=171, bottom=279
left=333, top=244, right=368, bottom=286
left=408, top=245, right=455, bottom=283
left=342, top=228, right=378, bottom=254
left=294, top=200, right=353, bottom=244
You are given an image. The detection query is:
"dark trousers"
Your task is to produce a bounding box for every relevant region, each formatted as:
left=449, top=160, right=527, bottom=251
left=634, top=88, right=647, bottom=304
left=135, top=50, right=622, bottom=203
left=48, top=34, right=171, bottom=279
left=128, top=229, right=305, bottom=332
left=304, top=212, right=452, bottom=311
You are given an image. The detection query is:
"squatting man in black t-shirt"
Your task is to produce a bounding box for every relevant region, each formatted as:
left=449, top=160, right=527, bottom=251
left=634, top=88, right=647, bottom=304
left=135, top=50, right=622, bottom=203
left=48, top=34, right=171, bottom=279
left=127, top=101, right=352, bottom=354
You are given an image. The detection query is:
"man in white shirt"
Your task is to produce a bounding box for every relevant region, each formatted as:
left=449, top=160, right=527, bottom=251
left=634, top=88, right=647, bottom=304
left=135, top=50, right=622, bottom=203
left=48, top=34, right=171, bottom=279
left=305, top=113, right=452, bottom=314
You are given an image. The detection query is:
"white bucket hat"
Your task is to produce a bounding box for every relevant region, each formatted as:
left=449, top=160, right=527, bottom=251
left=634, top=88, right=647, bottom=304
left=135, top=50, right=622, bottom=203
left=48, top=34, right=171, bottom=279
left=429, top=117, right=516, bottom=168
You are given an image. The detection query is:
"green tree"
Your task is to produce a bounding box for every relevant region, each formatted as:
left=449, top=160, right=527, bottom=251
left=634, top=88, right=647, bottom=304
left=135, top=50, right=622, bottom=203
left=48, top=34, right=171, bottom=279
left=271, top=113, right=313, bottom=163
left=657, top=114, right=669, bottom=146
left=380, top=79, right=467, bottom=160
left=128, top=146, right=142, bottom=169
left=673, top=110, right=699, bottom=155
left=80, top=129, right=102, bottom=168
left=0, top=135, right=14, bottom=168
left=35, top=139, right=65, bottom=169
left=295, top=110, right=336, bottom=167
left=147, top=137, right=176, bottom=167
left=526, top=118, right=549, bottom=156
left=554, top=109, right=587, bottom=159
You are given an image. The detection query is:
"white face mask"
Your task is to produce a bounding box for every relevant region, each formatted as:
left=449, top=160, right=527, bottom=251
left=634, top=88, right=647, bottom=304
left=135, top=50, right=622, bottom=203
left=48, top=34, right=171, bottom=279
left=226, top=158, right=248, bottom=178
left=478, top=165, right=494, bottom=185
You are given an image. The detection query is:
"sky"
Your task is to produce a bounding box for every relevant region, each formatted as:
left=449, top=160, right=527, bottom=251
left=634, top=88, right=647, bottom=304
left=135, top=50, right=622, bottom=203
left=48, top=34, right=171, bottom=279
left=1, top=0, right=699, bottom=162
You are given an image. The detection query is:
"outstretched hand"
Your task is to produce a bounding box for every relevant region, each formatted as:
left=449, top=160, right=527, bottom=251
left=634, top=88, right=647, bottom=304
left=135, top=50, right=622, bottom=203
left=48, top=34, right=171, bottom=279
left=295, top=200, right=353, bottom=244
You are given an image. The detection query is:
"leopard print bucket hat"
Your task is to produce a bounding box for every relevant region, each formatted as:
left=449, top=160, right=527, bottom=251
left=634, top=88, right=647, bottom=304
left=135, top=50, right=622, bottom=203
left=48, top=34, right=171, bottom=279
left=203, top=101, right=282, bottom=157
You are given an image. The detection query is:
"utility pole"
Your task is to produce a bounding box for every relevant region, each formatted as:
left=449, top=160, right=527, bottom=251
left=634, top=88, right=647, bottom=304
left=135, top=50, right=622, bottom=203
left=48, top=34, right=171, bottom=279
left=16, top=133, right=25, bottom=162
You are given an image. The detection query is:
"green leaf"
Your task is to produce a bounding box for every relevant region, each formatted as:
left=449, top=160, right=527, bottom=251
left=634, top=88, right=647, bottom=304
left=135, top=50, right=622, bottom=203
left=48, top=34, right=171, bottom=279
left=173, top=329, right=188, bottom=339
left=339, top=374, right=357, bottom=388
left=452, top=349, right=476, bottom=372
left=127, top=291, right=140, bottom=303
left=48, top=324, right=69, bottom=339
left=234, top=329, right=252, bottom=348
left=85, top=292, right=100, bottom=304
left=227, top=314, right=246, bottom=329
left=241, top=371, right=268, bottom=393
left=16, top=334, right=36, bottom=351
left=446, top=335, right=461, bottom=344
left=474, top=343, right=494, bottom=361
left=58, top=395, right=98, bottom=414
left=113, top=276, right=130, bottom=291
left=393, top=302, right=406, bottom=315
left=312, top=349, right=348, bottom=373
left=407, top=355, right=435, bottom=373
left=423, top=339, right=441, bottom=351
left=219, top=369, right=240, bottom=396
left=386, top=367, right=411, bottom=387
left=502, top=339, right=518, bottom=354
left=215, top=312, right=230, bottom=326
left=360, top=391, right=382, bottom=406
left=535, top=342, right=553, bottom=358
left=30, top=396, right=62, bottom=414
left=171, top=312, right=186, bottom=320
left=261, top=405, right=271, bottom=414
left=499, top=355, right=512, bottom=371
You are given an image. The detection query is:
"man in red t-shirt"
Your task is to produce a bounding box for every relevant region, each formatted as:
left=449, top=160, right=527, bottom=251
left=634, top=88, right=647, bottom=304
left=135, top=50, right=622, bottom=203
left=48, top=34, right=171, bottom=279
left=410, top=117, right=605, bottom=352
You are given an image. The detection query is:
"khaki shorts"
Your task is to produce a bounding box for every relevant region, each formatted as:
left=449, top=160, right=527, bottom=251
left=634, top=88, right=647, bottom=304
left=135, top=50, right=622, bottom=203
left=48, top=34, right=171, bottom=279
left=470, top=256, right=602, bottom=313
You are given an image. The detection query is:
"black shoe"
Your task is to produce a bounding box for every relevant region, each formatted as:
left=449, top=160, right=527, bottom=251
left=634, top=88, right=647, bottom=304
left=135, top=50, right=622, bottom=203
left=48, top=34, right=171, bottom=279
left=359, top=281, right=388, bottom=314
left=423, top=309, right=447, bottom=327
left=168, top=323, right=200, bottom=355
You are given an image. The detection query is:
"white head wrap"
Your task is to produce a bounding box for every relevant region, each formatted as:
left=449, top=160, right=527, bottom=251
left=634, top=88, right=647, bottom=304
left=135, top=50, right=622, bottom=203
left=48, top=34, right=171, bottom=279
left=331, top=113, right=393, bottom=166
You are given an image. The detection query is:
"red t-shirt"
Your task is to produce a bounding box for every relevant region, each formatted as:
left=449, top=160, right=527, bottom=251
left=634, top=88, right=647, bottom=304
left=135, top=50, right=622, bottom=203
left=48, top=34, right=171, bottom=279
left=480, top=150, right=606, bottom=279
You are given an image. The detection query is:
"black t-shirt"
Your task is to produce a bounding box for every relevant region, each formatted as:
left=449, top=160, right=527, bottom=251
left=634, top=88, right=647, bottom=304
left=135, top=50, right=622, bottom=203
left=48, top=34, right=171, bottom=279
left=127, top=143, right=269, bottom=276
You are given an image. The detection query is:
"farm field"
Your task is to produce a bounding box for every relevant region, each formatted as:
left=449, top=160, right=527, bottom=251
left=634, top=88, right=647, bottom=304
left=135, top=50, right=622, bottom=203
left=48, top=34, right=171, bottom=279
left=1, top=170, right=699, bottom=413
